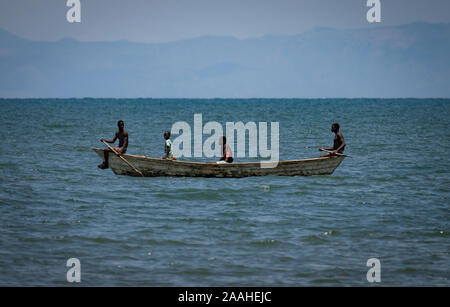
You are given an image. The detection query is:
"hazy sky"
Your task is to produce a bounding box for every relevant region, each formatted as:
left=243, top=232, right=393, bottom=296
left=1, top=0, right=450, bottom=42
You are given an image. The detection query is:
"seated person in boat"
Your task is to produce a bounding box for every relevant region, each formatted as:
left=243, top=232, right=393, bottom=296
left=163, top=131, right=175, bottom=160
left=218, top=136, right=233, bottom=163
left=319, top=123, right=346, bottom=157
left=98, top=120, right=128, bottom=169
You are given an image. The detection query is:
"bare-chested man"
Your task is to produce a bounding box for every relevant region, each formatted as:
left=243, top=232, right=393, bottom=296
left=98, top=120, right=128, bottom=169
left=319, top=123, right=346, bottom=157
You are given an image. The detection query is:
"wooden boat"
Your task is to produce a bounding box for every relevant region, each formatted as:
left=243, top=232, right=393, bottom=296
left=92, top=148, right=345, bottom=178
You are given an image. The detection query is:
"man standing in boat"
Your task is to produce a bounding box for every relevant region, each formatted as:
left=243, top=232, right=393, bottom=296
left=319, top=123, right=346, bottom=157
left=98, top=120, right=128, bottom=169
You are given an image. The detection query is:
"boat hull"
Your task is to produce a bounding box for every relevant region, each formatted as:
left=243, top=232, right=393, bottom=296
left=92, top=148, right=345, bottom=178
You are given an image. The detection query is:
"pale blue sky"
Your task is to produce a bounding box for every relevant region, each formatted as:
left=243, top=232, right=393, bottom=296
left=0, top=0, right=449, bottom=42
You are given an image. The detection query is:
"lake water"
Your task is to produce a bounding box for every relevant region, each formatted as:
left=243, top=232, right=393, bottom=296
left=0, top=98, right=448, bottom=286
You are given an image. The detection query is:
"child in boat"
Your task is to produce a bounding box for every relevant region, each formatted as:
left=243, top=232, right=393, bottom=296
left=218, top=136, right=233, bottom=163
left=163, top=131, right=175, bottom=160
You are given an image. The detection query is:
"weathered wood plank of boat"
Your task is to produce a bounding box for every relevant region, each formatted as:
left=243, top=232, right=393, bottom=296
left=92, top=148, right=345, bottom=178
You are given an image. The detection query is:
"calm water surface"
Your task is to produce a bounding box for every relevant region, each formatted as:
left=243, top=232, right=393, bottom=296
left=0, top=98, right=448, bottom=286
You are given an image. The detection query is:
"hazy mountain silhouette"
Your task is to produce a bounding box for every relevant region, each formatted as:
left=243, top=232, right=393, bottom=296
left=1, top=22, right=449, bottom=98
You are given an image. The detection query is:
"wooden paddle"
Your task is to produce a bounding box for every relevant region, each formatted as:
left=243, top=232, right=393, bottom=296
left=320, top=149, right=351, bottom=157
left=102, top=140, right=144, bottom=177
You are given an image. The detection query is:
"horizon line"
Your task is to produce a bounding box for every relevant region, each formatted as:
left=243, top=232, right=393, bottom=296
left=1, top=97, right=449, bottom=100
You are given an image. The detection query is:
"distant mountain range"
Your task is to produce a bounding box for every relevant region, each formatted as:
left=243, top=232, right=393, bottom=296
left=1, top=22, right=449, bottom=98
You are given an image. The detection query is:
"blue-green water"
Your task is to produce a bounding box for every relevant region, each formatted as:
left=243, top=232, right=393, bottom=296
left=0, top=98, right=448, bottom=286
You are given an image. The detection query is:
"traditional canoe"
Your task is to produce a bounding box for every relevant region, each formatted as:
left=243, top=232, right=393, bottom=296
left=92, top=148, right=345, bottom=178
